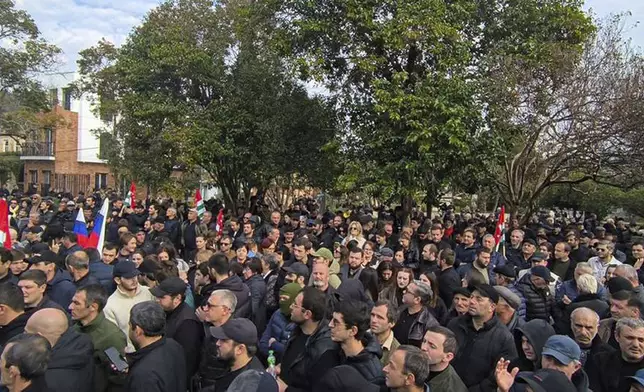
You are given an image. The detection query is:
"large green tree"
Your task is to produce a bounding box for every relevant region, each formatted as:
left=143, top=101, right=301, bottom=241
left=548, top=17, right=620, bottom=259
left=0, top=0, right=60, bottom=141
left=278, top=0, right=594, bottom=217
left=76, top=0, right=338, bottom=209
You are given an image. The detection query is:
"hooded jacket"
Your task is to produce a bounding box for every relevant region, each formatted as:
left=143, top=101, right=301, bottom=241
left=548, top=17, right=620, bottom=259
left=510, top=319, right=555, bottom=372
left=340, top=333, right=385, bottom=387
left=333, top=279, right=373, bottom=311
left=47, top=269, right=76, bottom=311
left=212, top=275, right=251, bottom=318
left=0, top=312, right=30, bottom=348
left=448, top=314, right=518, bottom=392
left=88, top=252, right=115, bottom=295
left=46, top=328, right=95, bottom=392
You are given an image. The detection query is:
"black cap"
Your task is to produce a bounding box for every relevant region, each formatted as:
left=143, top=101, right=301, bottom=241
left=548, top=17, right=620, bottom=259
left=531, top=252, right=548, bottom=263
left=453, top=287, right=472, bottom=298
left=113, top=261, right=140, bottom=278
left=472, top=284, right=499, bottom=303
left=150, top=277, right=186, bottom=297
left=531, top=266, right=554, bottom=282
left=284, top=262, right=309, bottom=278
left=523, top=238, right=537, bottom=247
left=493, top=264, right=516, bottom=278
left=607, top=276, right=634, bottom=294
left=29, top=226, right=44, bottom=234
left=28, top=250, right=58, bottom=265
left=209, top=318, right=258, bottom=346
left=516, top=368, right=577, bottom=392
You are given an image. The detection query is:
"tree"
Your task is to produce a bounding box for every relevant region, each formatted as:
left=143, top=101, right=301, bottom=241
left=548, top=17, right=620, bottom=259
left=487, top=16, right=644, bottom=220
left=76, top=0, right=338, bottom=209
left=278, top=0, right=594, bottom=219
left=0, top=0, right=60, bottom=141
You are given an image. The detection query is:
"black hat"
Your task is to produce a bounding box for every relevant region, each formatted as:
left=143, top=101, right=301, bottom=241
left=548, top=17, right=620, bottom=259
left=113, top=261, right=140, bottom=279
left=29, top=226, right=44, bottom=234
left=531, top=266, right=554, bottom=282
left=150, top=277, right=186, bottom=297
left=452, top=287, right=472, bottom=298
left=29, top=243, right=50, bottom=255
left=523, top=238, right=537, bottom=247
left=28, top=250, right=58, bottom=265
left=153, top=216, right=165, bottom=224
left=472, top=284, right=499, bottom=303
left=209, top=318, right=258, bottom=346
left=138, top=259, right=161, bottom=275
left=493, top=264, right=516, bottom=279
left=531, top=252, right=548, bottom=263
left=607, top=276, right=634, bottom=294
left=516, top=368, right=577, bottom=392
left=284, top=262, right=309, bottom=278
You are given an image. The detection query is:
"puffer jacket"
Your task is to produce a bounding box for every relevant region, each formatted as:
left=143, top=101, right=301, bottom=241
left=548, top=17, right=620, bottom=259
left=340, top=332, right=385, bottom=387
left=509, top=319, right=555, bottom=372
left=448, top=315, right=518, bottom=392
left=516, top=274, right=555, bottom=322
left=258, top=309, right=296, bottom=360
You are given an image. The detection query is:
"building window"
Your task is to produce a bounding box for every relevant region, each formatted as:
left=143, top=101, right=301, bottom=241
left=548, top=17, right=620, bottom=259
left=43, top=171, right=51, bottom=185
left=49, top=88, right=58, bottom=107
left=3, top=140, right=8, bottom=153
left=62, top=88, right=72, bottom=111
left=29, top=170, right=38, bottom=184
left=95, top=173, right=107, bottom=189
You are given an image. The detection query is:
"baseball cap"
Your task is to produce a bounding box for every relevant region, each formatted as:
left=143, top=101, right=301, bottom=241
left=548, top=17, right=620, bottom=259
left=28, top=250, right=58, bottom=265
left=312, top=247, right=333, bottom=261
left=452, top=287, right=471, bottom=298
left=541, top=335, right=581, bottom=365
left=209, top=318, right=258, bottom=346
left=627, top=368, right=644, bottom=387
left=493, top=264, right=516, bottom=278
left=471, top=284, right=499, bottom=303
left=66, top=200, right=75, bottom=206
left=531, top=266, right=554, bottom=282
left=516, top=368, right=577, bottom=392
left=531, top=252, right=548, bottom=263
left=150, top=277, right=186, bottom=297
left=113, top=261, right=140, bottom=279
left=284, top=262, right=309, bottom=278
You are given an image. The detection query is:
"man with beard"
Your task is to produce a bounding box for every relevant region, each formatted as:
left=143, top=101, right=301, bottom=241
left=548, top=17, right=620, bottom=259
left=454, top=228, right=478, bottom=266
left=458, top=248, right=494, bottom=286
left=209, top=318, right=264, bottom=392
left=125, top=301, right=186, bottom=392
left=277, top=287, right=340, bottom=392
left=429, top=224, right=452, bottom=251
left=421, top=326, right=467, bottom=392
left=339, top=248, right=365, bottom=281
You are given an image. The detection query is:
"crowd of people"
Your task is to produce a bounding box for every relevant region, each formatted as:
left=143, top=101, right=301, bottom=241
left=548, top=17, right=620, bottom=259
left=2, top=190, right=644, bottom=392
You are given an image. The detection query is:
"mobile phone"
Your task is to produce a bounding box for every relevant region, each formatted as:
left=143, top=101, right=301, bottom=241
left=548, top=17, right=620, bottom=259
left=104, top=347, right=129, bottom=372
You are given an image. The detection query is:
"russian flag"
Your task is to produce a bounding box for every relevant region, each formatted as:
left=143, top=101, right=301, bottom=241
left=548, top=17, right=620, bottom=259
left=87, top=198, right=109, bottom=251
left=73, top=208, right=89, bottom=248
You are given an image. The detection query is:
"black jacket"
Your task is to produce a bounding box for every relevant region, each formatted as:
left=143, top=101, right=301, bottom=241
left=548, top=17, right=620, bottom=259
left=125, top=337, right=186, bottom=392
left=165, top=302, right=204, bottom=384
left=211, top=356, right=264, bottom=392
left=516, top=274, right=554, bottom=322
left=587, top=348, right=643, bottom=392
left=509, top=319, right=555, bottom=372
left=555, top=293, right=610, bottom=335
left=244, top=274, right=267, bottom=334
left=281, top=322, right=340, bottom=392
left=437, top=267, right=461, bottom=306
left=46, top=329, right=95, bottom=392
left=0, top=312, right=30, bottom=348
left=212, top=276, right=251, bottom=319
left=340, top=333, right=385, bottom=387
left=448, top=315, right=518, bottom=392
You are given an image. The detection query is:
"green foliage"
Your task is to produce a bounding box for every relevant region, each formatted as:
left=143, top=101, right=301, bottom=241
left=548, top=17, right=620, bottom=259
left=76, top=0, right=338, bottom=208
left=0, top=0, right=61, bottom=140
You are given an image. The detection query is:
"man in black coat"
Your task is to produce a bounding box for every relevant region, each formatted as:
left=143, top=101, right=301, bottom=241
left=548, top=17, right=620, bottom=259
left=125, top=301, right=186, bottom=392
left=437, top=249, right=461, bottom=307
left=448, top=284, right=517, bottom=392
left=150, top=277, right=204, bottom=384
left=24, top=308, right=94, bottom=392
left=0, top=282, right=30, bottom=347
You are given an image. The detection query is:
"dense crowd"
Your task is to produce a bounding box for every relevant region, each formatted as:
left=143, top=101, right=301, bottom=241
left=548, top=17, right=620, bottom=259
left=2, top=190, right=644, bottom=392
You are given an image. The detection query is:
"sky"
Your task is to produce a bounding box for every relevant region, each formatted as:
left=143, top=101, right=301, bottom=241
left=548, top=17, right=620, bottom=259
left=13, top=0, right=644, bottom=75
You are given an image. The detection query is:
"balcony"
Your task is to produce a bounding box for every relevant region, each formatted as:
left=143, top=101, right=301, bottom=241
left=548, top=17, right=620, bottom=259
left=20, top=142, right=55, bottom=160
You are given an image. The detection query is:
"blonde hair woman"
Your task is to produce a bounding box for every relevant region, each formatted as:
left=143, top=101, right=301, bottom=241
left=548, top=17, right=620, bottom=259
left=342, top=221, right=366, bottom=249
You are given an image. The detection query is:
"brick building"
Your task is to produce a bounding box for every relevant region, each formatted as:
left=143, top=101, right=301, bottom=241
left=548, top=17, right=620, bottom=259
left=21, top=82, right=116, bottom=196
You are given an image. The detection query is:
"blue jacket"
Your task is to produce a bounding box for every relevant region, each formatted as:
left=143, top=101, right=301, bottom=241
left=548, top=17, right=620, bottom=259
left=455, top=244, right=478, bottom=266
left=88, top=259, right=115, bottom=295
left=47, top=269, right=76, bottom=311
left=259, top=309, right=296, bottom=360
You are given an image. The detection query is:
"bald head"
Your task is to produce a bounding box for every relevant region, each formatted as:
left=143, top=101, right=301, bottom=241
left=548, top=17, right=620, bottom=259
left=25, top=308, right=69, bottom=347
left=571, top=307, right=599, bottom=323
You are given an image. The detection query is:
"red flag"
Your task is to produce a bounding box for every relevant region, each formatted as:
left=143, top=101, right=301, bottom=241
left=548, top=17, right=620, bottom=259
left=215, top=209, right=224, bottom=236
left=494, top=205, right=506, bottom=251
left=0, top=200, right=11, bottom=249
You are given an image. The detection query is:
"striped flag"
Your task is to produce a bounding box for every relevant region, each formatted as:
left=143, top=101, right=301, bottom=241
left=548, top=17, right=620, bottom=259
left=88, top=198, right=109, bottom=250
left=124, top=182, right=136, bottom=208
left=0, top=199, right=11, bottom=249
left=195, top=189, right=205, bottom=219
left=73, top=208, right=89, bottom=247
left=494, top=205, right=506, bottom=252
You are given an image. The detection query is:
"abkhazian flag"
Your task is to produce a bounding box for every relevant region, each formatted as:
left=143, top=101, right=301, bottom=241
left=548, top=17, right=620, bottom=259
left=0, top=199, right=10, bottom=249
left=195, top=189, right=205, bottom=219
left=494, top=205, right=506, bottom=252
left=124, top=182, right=136, bottom=208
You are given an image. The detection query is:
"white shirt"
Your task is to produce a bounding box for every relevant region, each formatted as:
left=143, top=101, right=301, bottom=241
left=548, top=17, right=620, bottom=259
left=588, top=256, right=622, bottom=282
